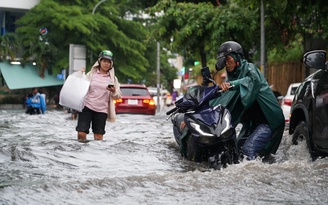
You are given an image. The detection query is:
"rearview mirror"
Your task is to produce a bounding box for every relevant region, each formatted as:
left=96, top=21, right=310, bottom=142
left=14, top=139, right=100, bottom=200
left=303, top=50, right=326, bottom=69
left=201, top=66, right=211, bottom=79
left=201, top=67, right=211, bottom=86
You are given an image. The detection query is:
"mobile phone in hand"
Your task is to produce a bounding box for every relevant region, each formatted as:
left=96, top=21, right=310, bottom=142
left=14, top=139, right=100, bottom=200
left=108, top=83, right=114, bottom=88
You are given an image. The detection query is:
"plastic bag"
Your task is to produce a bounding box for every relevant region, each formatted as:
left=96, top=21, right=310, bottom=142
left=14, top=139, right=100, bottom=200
left=59, top=71, right=90, bottom=112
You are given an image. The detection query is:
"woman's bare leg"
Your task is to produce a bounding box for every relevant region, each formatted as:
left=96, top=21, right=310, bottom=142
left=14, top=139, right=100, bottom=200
left=94, top=134, right=103, bottom=140
left=78, top=132, right=87, bottom=141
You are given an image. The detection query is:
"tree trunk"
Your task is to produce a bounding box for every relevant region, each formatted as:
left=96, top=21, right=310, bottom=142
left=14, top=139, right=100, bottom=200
left=200, top=43, right=207, bottom=68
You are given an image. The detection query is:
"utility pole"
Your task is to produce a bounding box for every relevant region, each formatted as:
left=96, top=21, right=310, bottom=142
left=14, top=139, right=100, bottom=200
left=90, top=0, right=108, bottom=64
left=156, top=42, right=161, bottom=112
left=260, top=0, right=266, bottom=77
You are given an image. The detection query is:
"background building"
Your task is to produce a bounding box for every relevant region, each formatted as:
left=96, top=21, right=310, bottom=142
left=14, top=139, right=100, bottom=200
left=0, top=0, right=63, bottom=107
left=0, top=0, right=40, bottom=35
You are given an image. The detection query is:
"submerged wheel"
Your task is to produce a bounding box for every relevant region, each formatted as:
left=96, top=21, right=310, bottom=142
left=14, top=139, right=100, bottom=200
left=292, top=121, right=317, bottom=161
left=186, top=136, right=204, bottom=162
left=208, top=139, right=240, bottom=170
left=220, top=140, right=240, bottom=166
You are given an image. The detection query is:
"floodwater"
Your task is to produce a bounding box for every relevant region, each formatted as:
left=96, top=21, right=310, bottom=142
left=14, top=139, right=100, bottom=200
left=0, top=109, right=327, bottom=205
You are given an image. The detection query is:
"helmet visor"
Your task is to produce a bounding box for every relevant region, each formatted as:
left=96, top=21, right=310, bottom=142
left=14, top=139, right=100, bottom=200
left=216, top=51, right=226, bottom=59
left=99, top=50, right=114, bottom=61
left=215, top=56, right=226, bottom=71
left=101, top=55, right=113, bottom=61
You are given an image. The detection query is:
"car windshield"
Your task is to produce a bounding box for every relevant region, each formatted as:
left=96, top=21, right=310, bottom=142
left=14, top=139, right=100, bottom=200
left=121, top=88, right=149, bottom=96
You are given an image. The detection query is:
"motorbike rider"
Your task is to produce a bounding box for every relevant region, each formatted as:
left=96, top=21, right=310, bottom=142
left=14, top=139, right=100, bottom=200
left=211, top=41, right=285, bottom=161
left=25, top=87, right=46, bottom=115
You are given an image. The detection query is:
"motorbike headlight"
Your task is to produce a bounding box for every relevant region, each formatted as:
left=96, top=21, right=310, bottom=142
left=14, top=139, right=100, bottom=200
left=221, top=114, right=231, bottom=135
left=190, top=122, right=214, bottom=137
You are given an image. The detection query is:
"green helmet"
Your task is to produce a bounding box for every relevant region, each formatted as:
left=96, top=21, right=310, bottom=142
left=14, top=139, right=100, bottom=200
left=98, top=50, right=114, bottom=61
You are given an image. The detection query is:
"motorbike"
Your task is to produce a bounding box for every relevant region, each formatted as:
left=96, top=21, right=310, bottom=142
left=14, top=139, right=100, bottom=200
left=166, top=67, right=239, bottom=169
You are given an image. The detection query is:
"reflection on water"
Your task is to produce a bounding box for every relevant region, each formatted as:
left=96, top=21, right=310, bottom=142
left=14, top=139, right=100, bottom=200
left=0, top=109, right=327, bottom=205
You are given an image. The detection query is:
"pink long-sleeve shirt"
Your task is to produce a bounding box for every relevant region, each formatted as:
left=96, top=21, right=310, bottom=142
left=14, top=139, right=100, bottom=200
left=84, top=70, right=112, bottom=114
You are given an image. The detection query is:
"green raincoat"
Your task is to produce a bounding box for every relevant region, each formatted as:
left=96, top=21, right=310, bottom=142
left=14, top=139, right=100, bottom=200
left=210, top=59, right=285, bottom=155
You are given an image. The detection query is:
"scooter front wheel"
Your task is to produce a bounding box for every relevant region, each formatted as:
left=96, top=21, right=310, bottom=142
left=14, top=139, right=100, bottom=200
left=187, top=136, right=206, bottom=162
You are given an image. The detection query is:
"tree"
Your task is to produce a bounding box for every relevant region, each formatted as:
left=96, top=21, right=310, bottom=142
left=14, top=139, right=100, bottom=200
left=24, top=32, right=58, bottom=78
left=148, top=0, right=328, bottom=71
left=15, top=0, right=151, bottom=82
left=236, top=0, right=328, bottom=61
left=147, top=1, right=258, bottom=72
left=114, top=0, right=179, bottom=88
left=0, top=32, right=20, bottom=61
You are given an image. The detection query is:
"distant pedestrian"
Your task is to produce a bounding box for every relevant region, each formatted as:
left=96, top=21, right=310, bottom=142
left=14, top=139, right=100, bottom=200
left=25, top=88, right=46, bottom=114
left=172, top=90, right=177, bottom=103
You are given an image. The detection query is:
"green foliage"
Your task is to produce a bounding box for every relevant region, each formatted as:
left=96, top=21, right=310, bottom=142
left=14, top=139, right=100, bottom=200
left=267, top=34, right=303, bottom=64
left=14, top=0, right=172, bottom=84
left=147, top=0, right=328, bottom=66
left=148, top=1, right=258, bottom=67
left=160, top=54, right=179, bottom=91
left=0, top=32, right=20, bottom=61
left=238, top=0, right=328, bottom=62
left=8, top=0, right=328, bottom=88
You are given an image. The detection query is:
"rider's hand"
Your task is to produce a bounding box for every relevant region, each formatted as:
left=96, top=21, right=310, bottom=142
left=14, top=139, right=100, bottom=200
left=180, top=121, right=186, bottom=130
left=220, top=82, right=231, bottom=92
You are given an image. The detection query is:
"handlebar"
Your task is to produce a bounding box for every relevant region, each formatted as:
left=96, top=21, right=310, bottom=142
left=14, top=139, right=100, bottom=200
left=217, top=85, right=235, bottom=93
left=165, top=85, right=234, bottom=120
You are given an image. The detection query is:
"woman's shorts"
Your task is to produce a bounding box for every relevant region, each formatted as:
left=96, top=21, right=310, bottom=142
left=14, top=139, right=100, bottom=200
left=76, top=106, right=107, bottom=135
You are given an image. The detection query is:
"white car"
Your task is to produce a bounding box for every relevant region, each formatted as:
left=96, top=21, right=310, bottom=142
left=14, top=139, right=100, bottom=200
left=281, top=82, right=301, bottom=122
left=147, top=87, right=171, bottom=109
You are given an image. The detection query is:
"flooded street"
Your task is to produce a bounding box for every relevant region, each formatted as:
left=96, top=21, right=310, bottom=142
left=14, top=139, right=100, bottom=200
left=0, top=109, right=327, bottom=205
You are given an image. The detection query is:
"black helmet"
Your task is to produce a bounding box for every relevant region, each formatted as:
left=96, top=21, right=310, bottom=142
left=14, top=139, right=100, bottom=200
left=216, top=41, right=243, bottom=59
left=98, top=50, right=114, bottom=61
left=215, top=41, right=243, bottom=71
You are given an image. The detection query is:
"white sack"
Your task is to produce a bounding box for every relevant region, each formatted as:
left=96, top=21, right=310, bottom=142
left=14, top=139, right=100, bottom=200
left=59, top=71, right=90, bottom=112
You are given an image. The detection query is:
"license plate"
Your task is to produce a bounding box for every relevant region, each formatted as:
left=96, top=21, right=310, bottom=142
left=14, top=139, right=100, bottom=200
left=128, top=99, right=138, bottom=105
